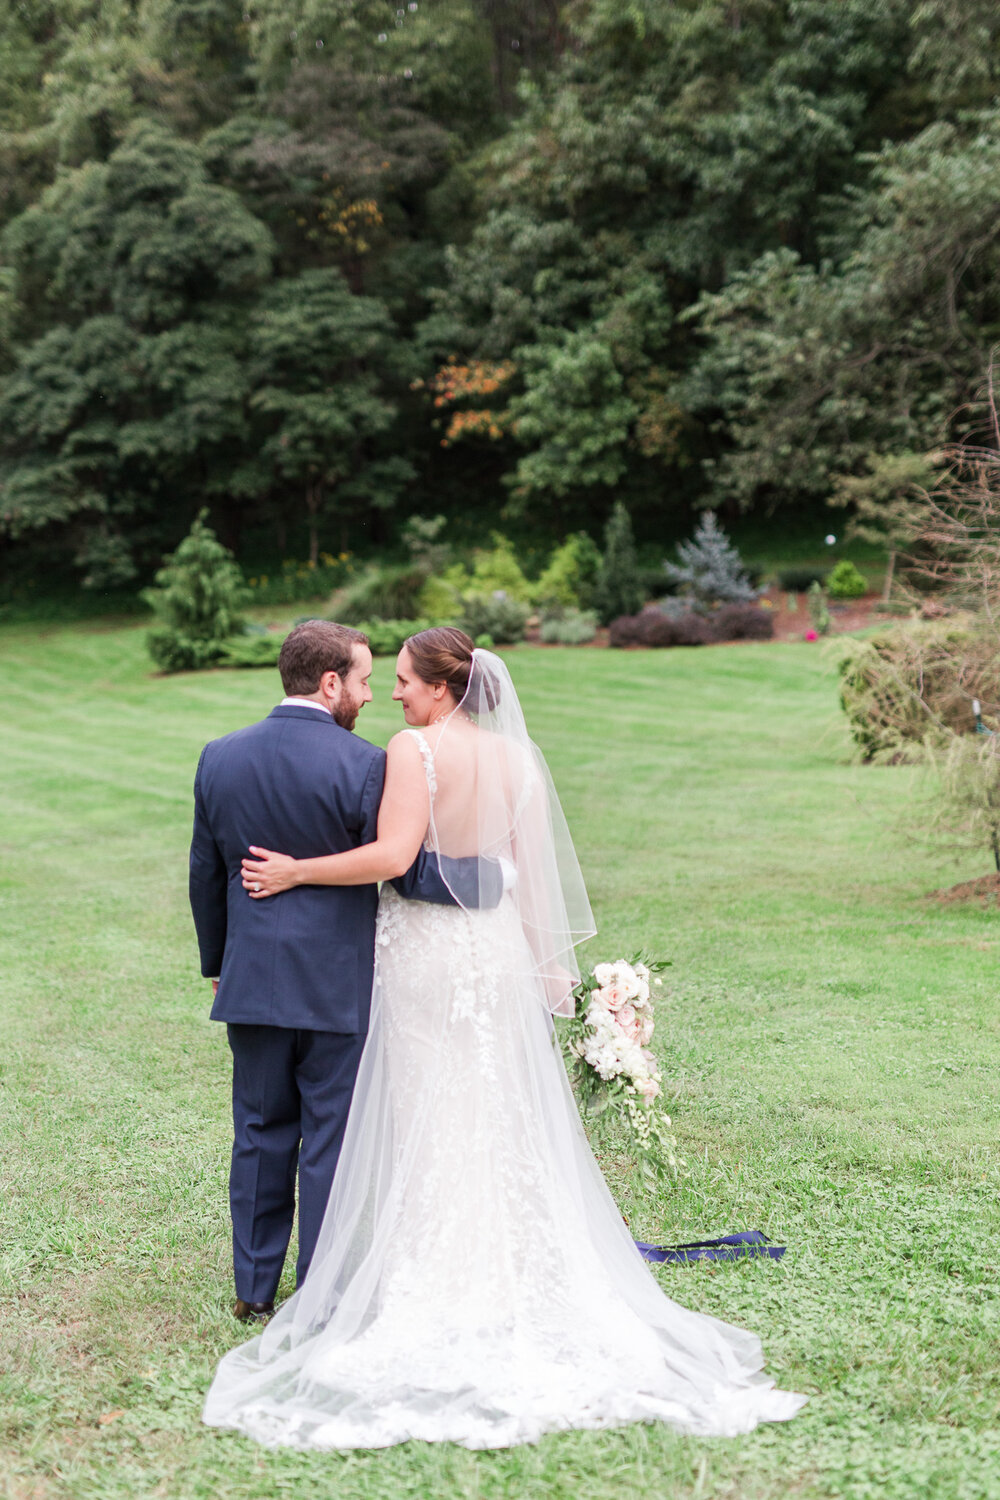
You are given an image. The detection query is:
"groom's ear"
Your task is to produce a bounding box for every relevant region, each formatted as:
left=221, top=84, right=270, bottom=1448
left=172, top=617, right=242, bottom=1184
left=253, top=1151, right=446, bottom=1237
left=318, top=668, right=340, bottom=702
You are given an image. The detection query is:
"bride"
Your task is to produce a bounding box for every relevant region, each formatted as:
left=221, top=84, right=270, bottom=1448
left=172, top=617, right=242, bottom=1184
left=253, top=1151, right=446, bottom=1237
left=203, top=627, right=805, bottom=1449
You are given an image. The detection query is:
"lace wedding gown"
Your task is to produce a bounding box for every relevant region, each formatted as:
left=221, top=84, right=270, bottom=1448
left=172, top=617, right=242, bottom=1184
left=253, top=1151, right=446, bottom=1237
left=204, top=673, right=805, bottom=1449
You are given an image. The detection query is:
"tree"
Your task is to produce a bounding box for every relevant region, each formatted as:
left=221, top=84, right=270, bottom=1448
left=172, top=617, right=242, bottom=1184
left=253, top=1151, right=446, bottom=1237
left=0, top=120, right=273, bottom=581
left=248, top=267, right=411, bottom=563
left=143, top=509, right=249, bottom=670
left=664, top=512, right=756, bottom=609
left=685, top=115, right=1000, bottom=511
left=593, top=501, right=643, bottom=625
left=506, top=333, right=637, bottom=511
left=830, top=451, right=940, bottom=599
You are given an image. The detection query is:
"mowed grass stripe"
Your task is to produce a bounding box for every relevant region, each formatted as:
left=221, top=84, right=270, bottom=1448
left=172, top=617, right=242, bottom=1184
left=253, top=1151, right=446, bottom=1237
left=1, top=619, right=998, bottom=1500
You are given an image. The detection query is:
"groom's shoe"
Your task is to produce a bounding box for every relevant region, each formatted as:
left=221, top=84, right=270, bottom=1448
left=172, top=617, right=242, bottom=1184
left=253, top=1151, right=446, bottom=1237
left=234, top=1299, right=274, bottom=1323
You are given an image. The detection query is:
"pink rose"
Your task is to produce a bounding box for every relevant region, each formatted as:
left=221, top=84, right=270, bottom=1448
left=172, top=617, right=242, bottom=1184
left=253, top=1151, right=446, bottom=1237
left=616, top=1002, right=637, bottom=1031
left=636, top=1078, right=660, bottom=1100
left=805, top=629, right=818, bottom=642
left=602, top=985, right=627, bottom=1011
left=639, top=1016, right=654, bottom=1044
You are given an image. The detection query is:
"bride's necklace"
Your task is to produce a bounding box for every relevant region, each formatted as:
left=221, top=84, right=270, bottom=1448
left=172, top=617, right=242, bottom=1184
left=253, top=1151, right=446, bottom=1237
left=427, top=705, right=469, bottom=727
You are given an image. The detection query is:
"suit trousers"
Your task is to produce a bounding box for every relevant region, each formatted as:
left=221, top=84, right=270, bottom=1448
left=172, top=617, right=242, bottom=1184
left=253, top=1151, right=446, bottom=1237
left=226, top=1023, right=366, bottom=1303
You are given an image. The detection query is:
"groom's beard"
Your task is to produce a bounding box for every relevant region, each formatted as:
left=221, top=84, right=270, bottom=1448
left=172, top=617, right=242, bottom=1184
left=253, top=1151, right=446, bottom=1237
left=332, top=695, right=361, bottom=732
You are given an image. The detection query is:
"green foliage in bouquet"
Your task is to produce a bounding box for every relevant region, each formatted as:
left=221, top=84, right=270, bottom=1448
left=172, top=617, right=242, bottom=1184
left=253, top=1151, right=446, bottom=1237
left=559, top=956, right=682, bottom=1188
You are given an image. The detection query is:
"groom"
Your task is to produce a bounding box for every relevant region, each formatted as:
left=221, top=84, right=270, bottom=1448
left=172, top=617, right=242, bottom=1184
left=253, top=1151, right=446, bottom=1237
left=189, top=619, right=499, bottom=1321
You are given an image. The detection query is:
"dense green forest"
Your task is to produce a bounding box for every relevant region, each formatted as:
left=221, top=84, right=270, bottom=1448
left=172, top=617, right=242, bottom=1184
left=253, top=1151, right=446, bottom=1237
left=2, top=0, right=1000, bottom=594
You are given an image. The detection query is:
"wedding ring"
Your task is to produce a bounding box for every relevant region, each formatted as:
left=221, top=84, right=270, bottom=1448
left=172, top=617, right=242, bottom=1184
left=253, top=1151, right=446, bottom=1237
left=253, top=882, right=262, bottom=892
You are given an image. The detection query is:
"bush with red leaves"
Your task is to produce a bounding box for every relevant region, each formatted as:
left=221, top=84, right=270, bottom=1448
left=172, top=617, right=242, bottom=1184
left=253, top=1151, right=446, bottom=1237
left=711, top=603, right=775, bottom=641
left=609, top=609, right=711, bottom=647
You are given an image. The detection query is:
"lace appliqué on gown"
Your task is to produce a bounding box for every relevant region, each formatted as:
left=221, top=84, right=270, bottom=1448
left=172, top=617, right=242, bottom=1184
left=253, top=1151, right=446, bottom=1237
left=204, top=728, right=805, bottom=1449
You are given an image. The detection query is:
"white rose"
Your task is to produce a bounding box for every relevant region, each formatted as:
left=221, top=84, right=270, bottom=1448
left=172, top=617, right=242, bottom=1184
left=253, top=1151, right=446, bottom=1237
left=615, top=963, right=643, bottom=1000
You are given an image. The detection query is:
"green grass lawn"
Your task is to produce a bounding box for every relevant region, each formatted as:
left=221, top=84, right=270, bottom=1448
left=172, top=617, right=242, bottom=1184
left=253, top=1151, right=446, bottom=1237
left=1, top=622, right=997, bottom=1500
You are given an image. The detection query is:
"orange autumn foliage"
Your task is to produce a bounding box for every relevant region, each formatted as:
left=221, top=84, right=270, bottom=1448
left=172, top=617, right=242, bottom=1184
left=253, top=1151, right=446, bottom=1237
left=413, top=359, right=516, bottom=446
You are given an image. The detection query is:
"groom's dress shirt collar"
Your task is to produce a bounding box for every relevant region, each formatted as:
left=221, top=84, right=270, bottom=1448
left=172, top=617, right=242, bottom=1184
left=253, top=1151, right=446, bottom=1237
left=279, top=696, right=331, bottom=714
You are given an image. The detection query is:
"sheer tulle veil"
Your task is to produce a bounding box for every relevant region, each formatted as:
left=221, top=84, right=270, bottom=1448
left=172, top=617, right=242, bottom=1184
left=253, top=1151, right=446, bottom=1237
left=203, top=645, right=806, bottom=1449
left=431, top=647, right=596, bottom=1015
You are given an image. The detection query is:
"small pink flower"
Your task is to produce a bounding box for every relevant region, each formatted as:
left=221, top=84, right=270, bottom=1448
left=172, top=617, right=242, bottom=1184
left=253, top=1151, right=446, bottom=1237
left=636, top=1078, right=660, bottom=1100
left=616, top=1002, right=637, bottom=1031
left=805, top=629, right=819, bottom=641
left=602, top=985, right=627, bottom=1011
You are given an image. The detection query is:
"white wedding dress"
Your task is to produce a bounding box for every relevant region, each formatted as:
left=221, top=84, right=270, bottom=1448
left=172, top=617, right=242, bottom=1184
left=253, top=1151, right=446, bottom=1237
left=203, top=653, right=805, bottom=1449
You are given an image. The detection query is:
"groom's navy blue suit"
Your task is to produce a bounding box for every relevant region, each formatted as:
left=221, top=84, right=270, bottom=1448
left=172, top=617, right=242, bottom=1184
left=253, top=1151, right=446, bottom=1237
left=190, top=703, right=495, bottom=1303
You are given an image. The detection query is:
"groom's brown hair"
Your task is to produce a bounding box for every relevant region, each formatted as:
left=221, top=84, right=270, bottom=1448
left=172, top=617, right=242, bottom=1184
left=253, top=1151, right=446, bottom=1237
left=278, top=620, right=369, bottom=695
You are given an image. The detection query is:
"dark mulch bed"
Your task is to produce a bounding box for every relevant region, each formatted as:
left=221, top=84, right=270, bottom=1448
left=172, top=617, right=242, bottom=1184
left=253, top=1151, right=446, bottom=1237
left=927, top=873, right=1000, bottom=906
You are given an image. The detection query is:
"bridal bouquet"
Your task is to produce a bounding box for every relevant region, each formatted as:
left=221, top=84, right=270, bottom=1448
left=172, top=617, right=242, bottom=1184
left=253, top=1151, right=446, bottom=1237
left=562, top=957, right=683, bottom=1185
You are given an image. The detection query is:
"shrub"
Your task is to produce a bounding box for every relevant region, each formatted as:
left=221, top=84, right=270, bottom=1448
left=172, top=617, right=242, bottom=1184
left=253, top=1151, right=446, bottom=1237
left=539, top=609, right=599, bottom=644
left=827, top=559, right=868, bottom=599
left=416, top=564, right=468, bottom=618
left=608, top=615, right=640, bottom=648
left=143, top=512, right=249, bottom=672
left=459, top=592, right=530, bottom=644
left=535, top=532, right=602, bottom=609
left=712, top=603, right=775, bottom=641
left=352, top=618, right=442, bottom=657
left=593, top=502, right=645, bottom=624
left=468, top=534, right=533, bottom=603
left=927, top=730, right=1000, bottom=873
left=836, top=618, right=1000, bottom=759
left=778, top=566, right=829, bottom=591
left=807, top=581, right=831, bottom=635
left=664, top=512, right=756, bottom=609
left=218, top=632, right=285, bottom=668
left=335, top=563, right=429, bottom=624
left=639, top=610, right=712, bottom=646
left=609, top=608, right=711, bottom=648
left=246, top=554, right=349, bottom=606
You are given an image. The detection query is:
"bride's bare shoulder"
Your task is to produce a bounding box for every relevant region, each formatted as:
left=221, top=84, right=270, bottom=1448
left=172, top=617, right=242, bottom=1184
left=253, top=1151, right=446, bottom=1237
left=386, top=729, right=425, bottom=760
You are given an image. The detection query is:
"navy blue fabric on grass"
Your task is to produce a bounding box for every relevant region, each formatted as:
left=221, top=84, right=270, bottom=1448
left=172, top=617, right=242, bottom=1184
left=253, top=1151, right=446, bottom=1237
left=635, top=1231, right=786, bottom=1264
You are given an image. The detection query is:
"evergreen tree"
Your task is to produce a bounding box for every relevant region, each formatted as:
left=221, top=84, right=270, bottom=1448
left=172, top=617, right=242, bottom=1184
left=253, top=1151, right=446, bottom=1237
left=143, top=510, right=249, bottom=671
left=664, top=512, right=756, bottom=609
left=593, top=501, right=643, bottom=625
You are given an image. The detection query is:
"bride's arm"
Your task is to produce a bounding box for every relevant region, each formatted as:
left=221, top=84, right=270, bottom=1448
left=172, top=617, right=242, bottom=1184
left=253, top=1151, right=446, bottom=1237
left=242, top=734, right=430, bottom=896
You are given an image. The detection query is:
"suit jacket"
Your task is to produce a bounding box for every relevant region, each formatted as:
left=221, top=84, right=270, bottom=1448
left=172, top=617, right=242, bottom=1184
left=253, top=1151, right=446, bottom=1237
left=189, top=705, right=496, bottom=1033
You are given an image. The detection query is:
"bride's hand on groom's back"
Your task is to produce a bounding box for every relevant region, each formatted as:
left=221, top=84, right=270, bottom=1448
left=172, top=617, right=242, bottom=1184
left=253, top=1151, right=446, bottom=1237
left=242, top=847, right=300, bottom=897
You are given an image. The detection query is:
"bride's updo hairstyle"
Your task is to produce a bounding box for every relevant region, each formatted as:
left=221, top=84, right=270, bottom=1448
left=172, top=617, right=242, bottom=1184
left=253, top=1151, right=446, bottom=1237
left=404, top=626, right=502, bottom=711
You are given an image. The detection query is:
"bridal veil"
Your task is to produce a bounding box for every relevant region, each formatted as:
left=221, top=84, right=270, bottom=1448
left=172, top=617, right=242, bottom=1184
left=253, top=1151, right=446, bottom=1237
left=203, top=649, right=805, bottom=1448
